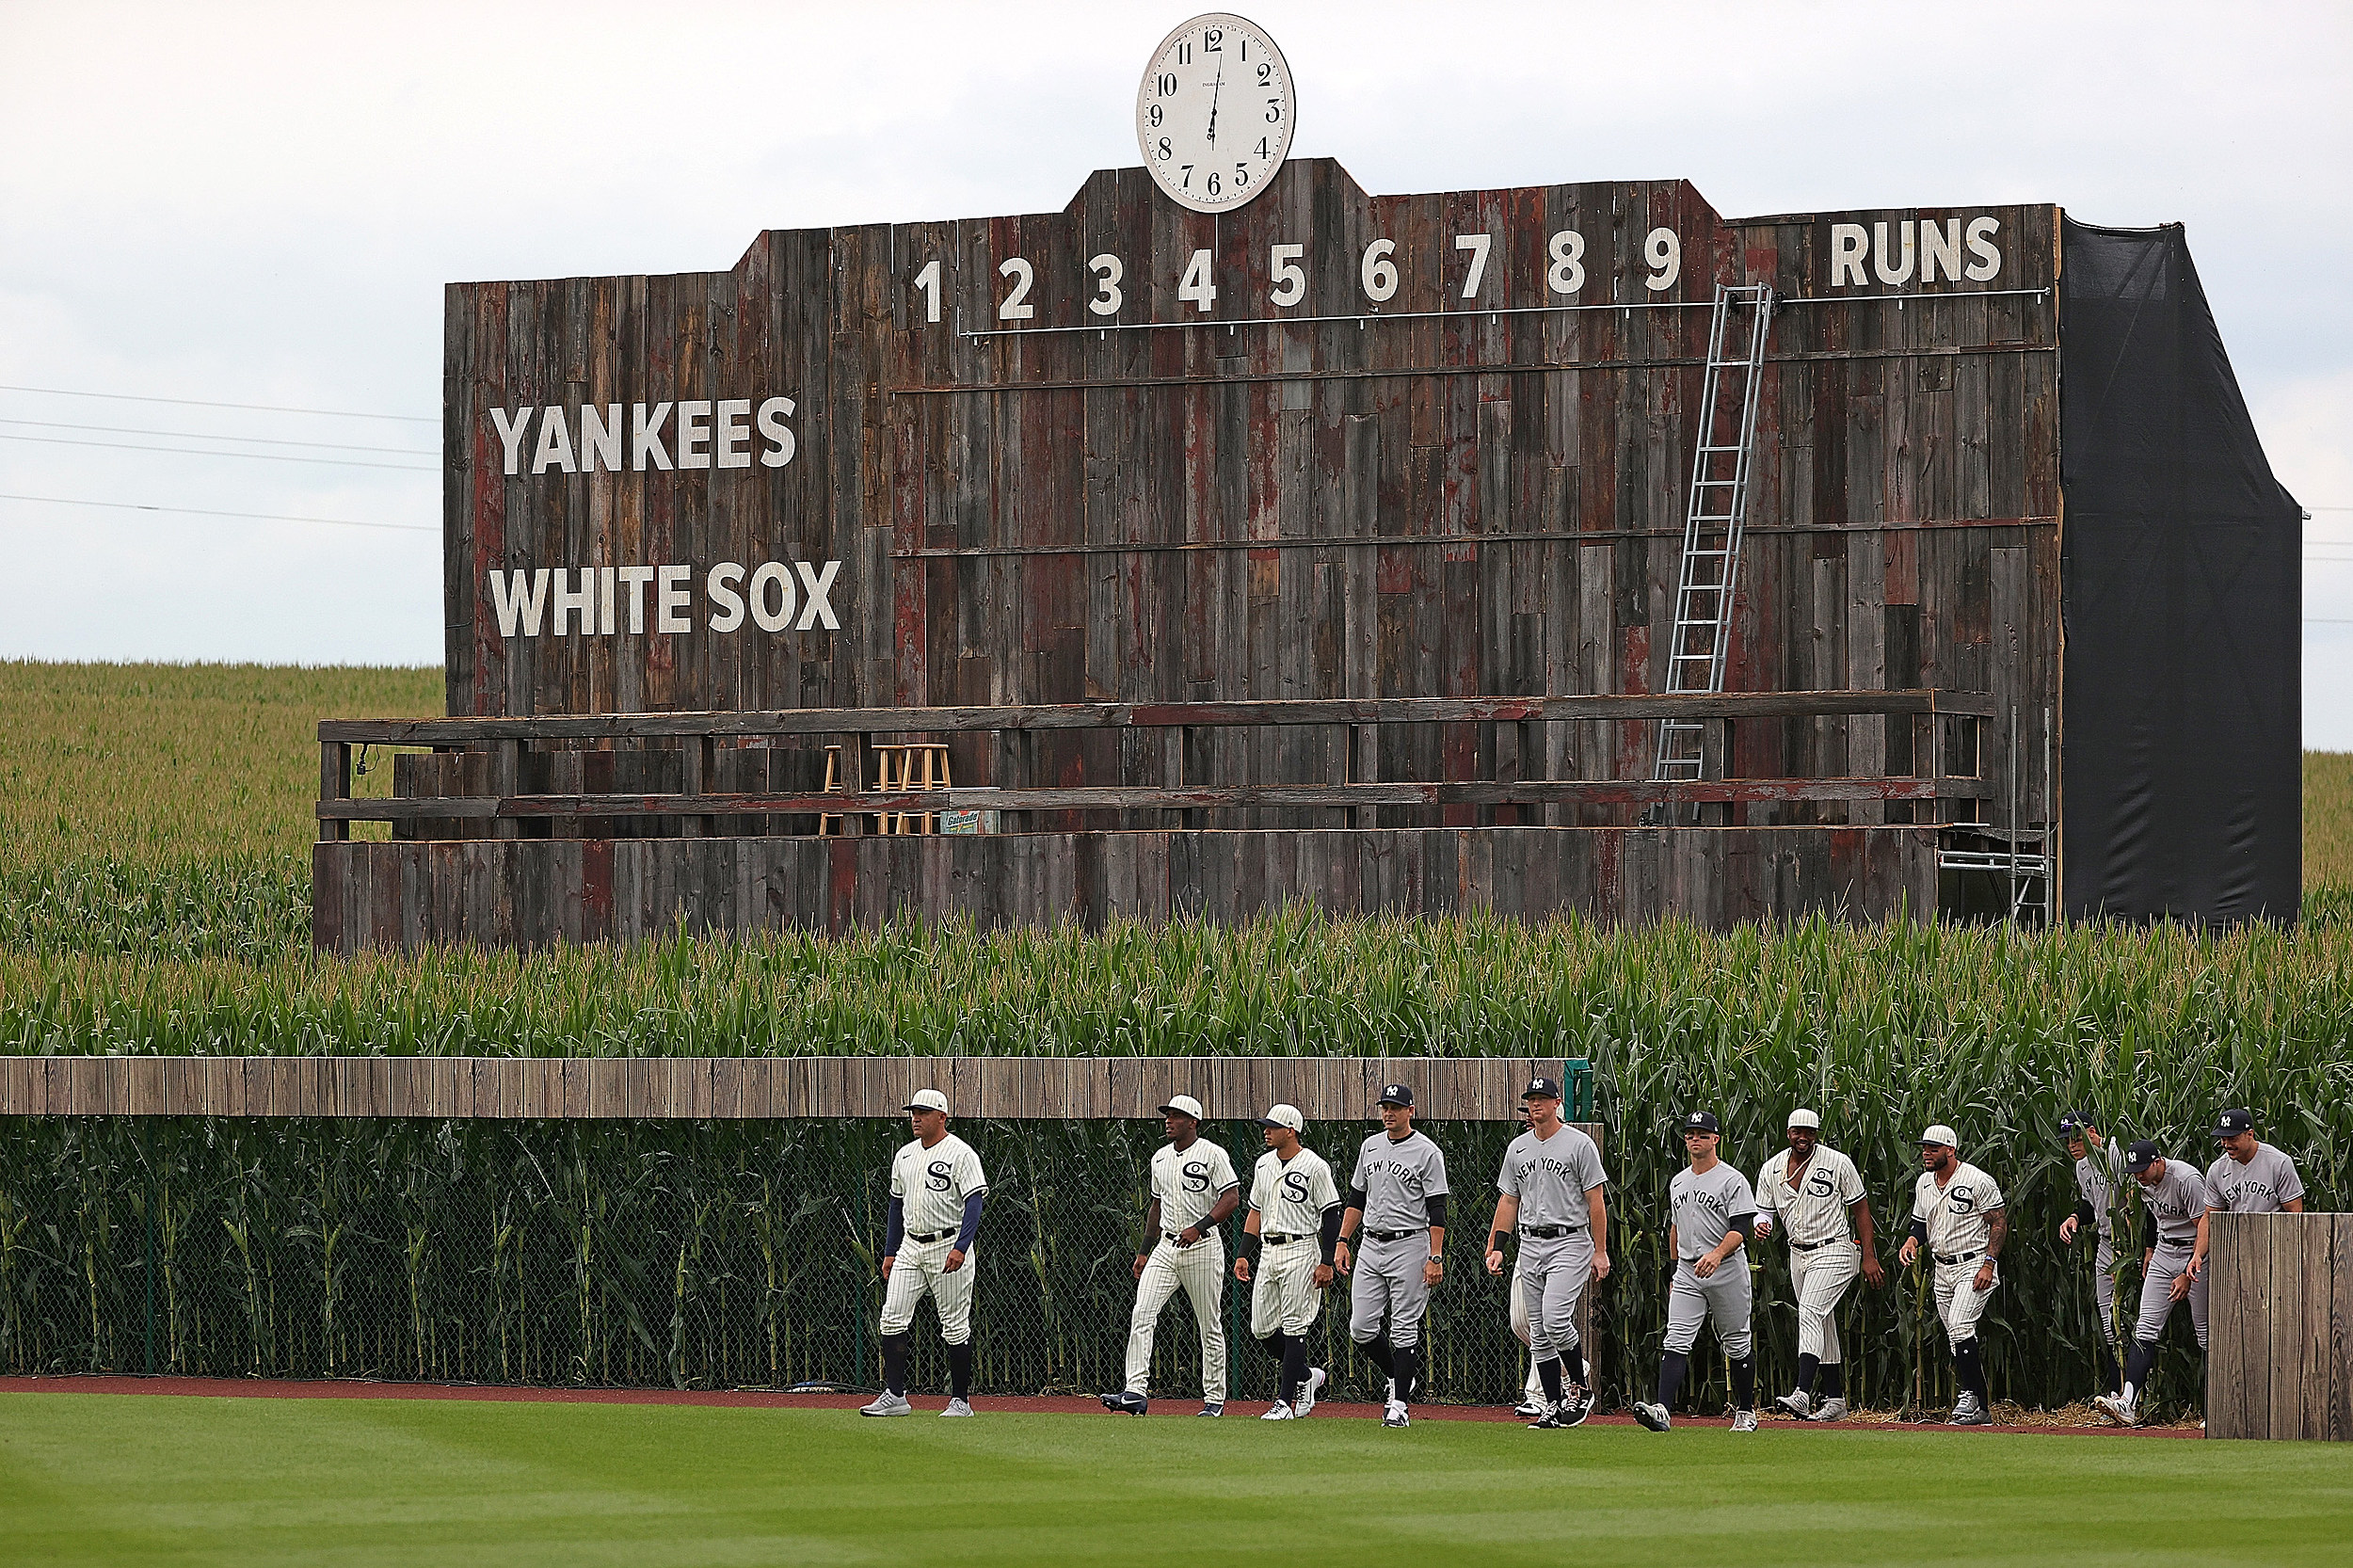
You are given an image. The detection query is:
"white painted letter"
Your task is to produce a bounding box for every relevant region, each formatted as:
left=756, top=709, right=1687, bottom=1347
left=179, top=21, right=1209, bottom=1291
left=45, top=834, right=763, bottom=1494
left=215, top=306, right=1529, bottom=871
left=579, top=405, right=621, bottom=472
left=532, top=407, right=576, bottom=474
left=1360, top=239, right=1398, bottom=302
left=1965, top=216, right=2002, bottom=281
left=632, top=403, right=673, bottom=471
left=1643, top=229, right=1680, bottom=292
left=490, top=407, right=535, bottom=476
left=757, top=396, right=797, bottom=468
left=656, top=564, right=693, bottom=632
left=1919, top=219, right=1963, bottom=285
left=1873, top=220, right=1915, bottom=285
left=616, top=565, right=654, bottom=633
left=794, top=559, right=841, bottom=631
left=551, top=568, right=593, bottom=635
left=1088, top=253, right=1124, bottom=316
left=748, top=561, right=797, bottom=632
left=676, top=402, right=712, bottom=470
left=488, top=568, right=550, bottom=639
left=707, top=561, right=746, bottom=632
left=716, top=399, right=752, bottom=469
left=1831, top=224, right=1869, bottom=288
left=914, top=258, right=941, bottom=324
left=1178, top=248, right=1217, bottom=312
left=1269, top=244, right=1305, bottom=308
left=998, top=257, right=1034, bottom=320
left=1454, top=233, right=1493, bottom=298
left=599, top=566, right=616, bottom=633
left=1546, top=230, right=1586, bottom=296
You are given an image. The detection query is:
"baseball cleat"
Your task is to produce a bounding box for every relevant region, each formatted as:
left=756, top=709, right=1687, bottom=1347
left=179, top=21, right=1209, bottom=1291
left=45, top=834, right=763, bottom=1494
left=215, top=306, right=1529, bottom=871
left=1807, top=1398, right=1848, bottom=1423
left=1632, top=1400, right=1672, bottom=1432
left=2091, top=1393, right=2137, bottom=1428
left=1260, top=1401, right=1296, bottom=1420
left=858, top=1392, right=913, bottom=1417
left=1773, top=1390, right=1812, bottom=1419
left=1197, top=1402, right=1225, bottom=1417
left=1558, top=1386, right=1594, bottom=1427
left=1296, top=1367, right=1326, bottom=1416
left=1383, top=1400, right=1411, bottom=1429
left=1513, top=1397, right=1545, bottom=1419
left=1947, top=1393, right=1989, bottom=1426
left=941, top=1398, right=974, bottom=1417
left=1527, top=1401, right=1560, bottom=1429
left=1098, top=1390, right=1148, bottom=1416
left=1730, top=1409, right=1759, bottom=1433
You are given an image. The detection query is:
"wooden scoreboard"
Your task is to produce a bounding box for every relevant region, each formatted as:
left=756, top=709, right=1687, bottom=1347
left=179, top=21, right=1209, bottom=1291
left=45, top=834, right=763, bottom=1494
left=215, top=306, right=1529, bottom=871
left=315, top=15, right=2298, bottom=950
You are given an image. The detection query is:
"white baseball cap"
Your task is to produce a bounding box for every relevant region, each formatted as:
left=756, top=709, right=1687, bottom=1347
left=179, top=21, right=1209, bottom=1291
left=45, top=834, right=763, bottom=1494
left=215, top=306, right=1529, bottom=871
left=904, top=1088, right=949, bottom=1114
left=1158, top=1094, right=1205, bottom=1120
left=1257, top=1103, right=1305, bottom=1132
left=1787, top=1109, right=1821, bottom=1130
left=1919, top=1123, right=1959, bottom=1148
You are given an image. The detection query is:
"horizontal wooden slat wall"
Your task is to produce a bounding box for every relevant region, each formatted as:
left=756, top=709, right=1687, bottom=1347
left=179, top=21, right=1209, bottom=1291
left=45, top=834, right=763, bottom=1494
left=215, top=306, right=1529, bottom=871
left=2207, top=1211, right=2352, bottom=1441
left=0, top=1056, right=1576, bottom=1124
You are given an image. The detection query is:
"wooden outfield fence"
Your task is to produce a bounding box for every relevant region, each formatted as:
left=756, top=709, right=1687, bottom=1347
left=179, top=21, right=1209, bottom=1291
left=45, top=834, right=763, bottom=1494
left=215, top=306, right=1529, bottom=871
left=2207, top=1212, right=2353, bottom=1442
left=0, top=1055, right=1581, bottom=1124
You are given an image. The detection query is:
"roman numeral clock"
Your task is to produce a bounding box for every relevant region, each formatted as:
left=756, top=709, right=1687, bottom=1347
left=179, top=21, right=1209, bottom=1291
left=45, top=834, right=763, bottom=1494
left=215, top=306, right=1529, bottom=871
left=1136, top=12, right=1295, bottom=212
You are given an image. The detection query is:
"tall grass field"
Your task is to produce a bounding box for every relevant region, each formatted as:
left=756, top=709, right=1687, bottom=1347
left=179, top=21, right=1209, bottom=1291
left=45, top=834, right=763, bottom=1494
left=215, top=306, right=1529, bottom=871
left=1, top=660, right=2348, bottom=1417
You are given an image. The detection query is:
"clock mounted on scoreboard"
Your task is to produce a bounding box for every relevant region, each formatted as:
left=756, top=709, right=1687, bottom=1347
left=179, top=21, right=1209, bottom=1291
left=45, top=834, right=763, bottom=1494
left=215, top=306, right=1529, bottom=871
left=1136, top=12, right=1294, bottom=214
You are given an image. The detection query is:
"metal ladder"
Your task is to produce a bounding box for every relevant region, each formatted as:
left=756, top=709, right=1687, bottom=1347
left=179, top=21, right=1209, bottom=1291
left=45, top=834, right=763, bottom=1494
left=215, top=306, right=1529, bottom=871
left=1653, top=282, right=1775, bottom=788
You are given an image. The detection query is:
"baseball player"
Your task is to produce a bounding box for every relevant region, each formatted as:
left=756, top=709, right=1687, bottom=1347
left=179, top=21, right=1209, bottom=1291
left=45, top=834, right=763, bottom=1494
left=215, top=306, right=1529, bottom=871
left=2056, top=1112, right=2128, bottom=1399
left=1754, top=1109, right=1882, bottom=1422
left=1895, top=1124, right=2007, bottom=1426
left=1102, top=1094, right=1241, bottom=1418
left=1485, top=1076, right=1610, bottom=1430
left=1633, top=1111, right=1759, bottom=1433
left=1505, top=1104, right=1550, bottom=1418
left=1233, top=1103, right=1342, bottom=1420
left=1335, top=1083, right=1449, bottom=1429
left=2093, top=1140, right=2212, bottom=1429
left=860, top=1088, right=986, bottom=1418
left=2205, top=1108, right=2306, bottom=1215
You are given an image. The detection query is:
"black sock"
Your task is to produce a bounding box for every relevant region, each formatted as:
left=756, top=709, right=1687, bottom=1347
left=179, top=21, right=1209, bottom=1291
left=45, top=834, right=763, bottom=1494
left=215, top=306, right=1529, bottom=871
left=1563, top=1344, right=1586, bottom=1392
left=1394, top=1344, right=1420, bottom=1407
left=1820, top=1362, right=1843, bottom=1400
left=947, top=1342, right=973, bottom=1400
left=1537, top=1356, right=1564, bottom=1402
left=2098, top=1342, right=2121, bottom=1396
left=1656, top=1351, right=1689, bottom=1409
left=1731, top=1355, right=1755, bottom=1413
left=1360, top=1336, right=1395, bottom=1378
left=1280, top=1334, right=1309, bottom=1404
left=2123, top=1338, right=2157, bottom=1397
left=1955, top=1341, right=1988, bottom=1403
left=881, top=1331, right=911, bottom=1397
left=1795, top=1353, right=1819, bottom=1395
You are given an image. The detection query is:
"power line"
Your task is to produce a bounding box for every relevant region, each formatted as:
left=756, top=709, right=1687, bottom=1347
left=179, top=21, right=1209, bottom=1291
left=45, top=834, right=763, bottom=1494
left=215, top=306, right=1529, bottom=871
left=0, top=383, right=434, bottom=424
left=0, top=416, right=432, bottom=456
left=0, top=492, right=433, bottom=534
left=0, top=433, right=433, bottom=472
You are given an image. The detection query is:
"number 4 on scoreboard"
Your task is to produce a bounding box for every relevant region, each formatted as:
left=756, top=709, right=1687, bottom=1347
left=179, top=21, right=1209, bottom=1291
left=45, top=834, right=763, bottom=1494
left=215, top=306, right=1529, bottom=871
left=1178, top=248, right=1217, bottom=314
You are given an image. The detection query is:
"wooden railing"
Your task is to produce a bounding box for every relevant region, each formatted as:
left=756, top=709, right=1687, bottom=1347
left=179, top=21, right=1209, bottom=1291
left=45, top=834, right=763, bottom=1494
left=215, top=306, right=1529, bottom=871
left=319, top=689, right=1993, bottom=840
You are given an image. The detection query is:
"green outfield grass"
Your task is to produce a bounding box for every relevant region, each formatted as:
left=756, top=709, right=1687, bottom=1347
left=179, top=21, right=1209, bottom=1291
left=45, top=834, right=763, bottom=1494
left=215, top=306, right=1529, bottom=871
left=2, top=1394, right=2345, bottom=1567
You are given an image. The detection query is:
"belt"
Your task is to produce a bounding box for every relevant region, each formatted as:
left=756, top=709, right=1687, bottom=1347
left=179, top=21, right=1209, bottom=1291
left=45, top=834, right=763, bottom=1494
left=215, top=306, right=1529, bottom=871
left=1364, top=1227, right=1425, bottom=1242
left=1263, top=1233, right=1309, bottom=1245
left=1934, top=1250, right=1982, bottom=1266
left=1791, top=1237, right=1855, bottom=1253
left=907, top=1229, right=955, bottom=1245
left=1162, top=1230, right=1216, bottom=1244
left=1519, top=1224, right=1584, bottom=1240
left=2157, top=1236, right=2196, bottom=1248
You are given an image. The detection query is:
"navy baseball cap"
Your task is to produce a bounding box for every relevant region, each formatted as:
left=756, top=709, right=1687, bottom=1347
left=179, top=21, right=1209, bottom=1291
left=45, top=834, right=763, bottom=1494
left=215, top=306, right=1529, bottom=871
left=2125, top=1139, right=2160, bottom=1173
left=1521, top=1077, right=1561, bottom=1102
left=1682, top=1111, right=1721, bottom=1134
left=1377, top=1083, right=1415, bottom=1108
left=2057, top=1111, right=2094, bottom=1136
left=2213, top=1108, right=2254, bottom=1138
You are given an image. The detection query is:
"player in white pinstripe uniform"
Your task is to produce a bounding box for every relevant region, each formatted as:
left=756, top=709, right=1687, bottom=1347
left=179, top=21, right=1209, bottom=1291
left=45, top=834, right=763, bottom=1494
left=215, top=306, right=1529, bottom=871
left=1102, top=1095, right=1241, bottom=1417
left=861, top=1089, right=987, bottom=1418
left=1754, top=1109, right=1882, bottom=1422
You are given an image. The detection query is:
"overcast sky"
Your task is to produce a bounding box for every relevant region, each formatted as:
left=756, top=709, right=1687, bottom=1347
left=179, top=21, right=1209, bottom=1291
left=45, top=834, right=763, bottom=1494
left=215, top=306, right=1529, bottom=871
left=4, top=1, right=2349, bottom=737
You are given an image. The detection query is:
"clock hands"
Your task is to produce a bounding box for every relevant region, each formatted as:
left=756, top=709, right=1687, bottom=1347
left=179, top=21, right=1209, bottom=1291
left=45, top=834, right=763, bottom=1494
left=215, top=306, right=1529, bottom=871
left=1205, top=56, right=1225, bottom=150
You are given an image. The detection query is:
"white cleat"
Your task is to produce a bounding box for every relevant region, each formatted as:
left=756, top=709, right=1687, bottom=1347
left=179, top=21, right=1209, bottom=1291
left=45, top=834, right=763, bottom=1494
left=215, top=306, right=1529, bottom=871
left=1632, top=1400, right=1672, bottom=1432
left=1260, top=1401, right=1296, bottom=1420
left=1296, top=1368, right=1326, bottom=1416
left=941, top=1398, right=973, bottom=1417
left=1773, top=1390, right=1812, bottom=1419
left=1947, top=1393, right=1990, bottom=1427
left=1383, top=1400, right=1411, bottom=1429
left=1731, top=1409, right=1759, bottom=1433
left=2091, top=1393, right=2137, bottom=1429
left=858, top=1392, right=913, bottom=1417
left=1807, top=1398, right=1848, bottom=1423
left=1513, top=1397, right=1545, bottom=1419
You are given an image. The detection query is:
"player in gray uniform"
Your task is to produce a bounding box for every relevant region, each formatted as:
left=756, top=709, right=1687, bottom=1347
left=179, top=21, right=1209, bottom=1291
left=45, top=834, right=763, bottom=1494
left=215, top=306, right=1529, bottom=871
left=1485, top=1076, right=1610, bottom=1430
left=1633, top=1112, right=1760, bottom=1433
left=1336, top=1083, right=1449, bottom=1429
left=2056, top=1112, right=2128, bottom=1399
left=2205, top=1108, right=2306, bottom=1215
left=1102, top=1094, right=1241, bottom=1418
left=2093, top=1141, right=2212, bottom=1429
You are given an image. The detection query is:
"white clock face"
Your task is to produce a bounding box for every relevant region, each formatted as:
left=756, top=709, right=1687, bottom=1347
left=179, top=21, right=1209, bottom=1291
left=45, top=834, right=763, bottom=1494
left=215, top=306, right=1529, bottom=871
left=1136, top=13, right=1294, bottom=214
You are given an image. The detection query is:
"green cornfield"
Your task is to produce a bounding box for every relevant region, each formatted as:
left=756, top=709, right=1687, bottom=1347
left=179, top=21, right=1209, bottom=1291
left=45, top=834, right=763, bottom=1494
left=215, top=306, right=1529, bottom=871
left=2, top=660, right=2349, bottom=1417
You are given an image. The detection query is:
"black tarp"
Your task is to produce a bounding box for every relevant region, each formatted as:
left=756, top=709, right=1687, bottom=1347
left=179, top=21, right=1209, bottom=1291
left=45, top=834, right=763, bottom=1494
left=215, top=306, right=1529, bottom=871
left=2060, top=218, right=2301, bottom=924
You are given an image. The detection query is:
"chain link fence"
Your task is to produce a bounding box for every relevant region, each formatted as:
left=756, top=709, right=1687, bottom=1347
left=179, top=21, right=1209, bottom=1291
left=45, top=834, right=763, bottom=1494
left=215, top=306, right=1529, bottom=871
left=0, top=1114, right=2201, bottom=1417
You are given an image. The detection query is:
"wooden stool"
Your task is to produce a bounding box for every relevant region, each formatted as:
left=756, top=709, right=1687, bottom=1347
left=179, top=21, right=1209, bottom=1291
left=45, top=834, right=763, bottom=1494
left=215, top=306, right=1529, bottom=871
left=871, top=743, right=952, bottom=833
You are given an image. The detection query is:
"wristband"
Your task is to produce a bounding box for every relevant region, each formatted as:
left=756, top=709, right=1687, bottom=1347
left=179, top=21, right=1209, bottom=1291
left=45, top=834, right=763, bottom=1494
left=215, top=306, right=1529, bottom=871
left=1488, top=1231, right=1508, bottom=1256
